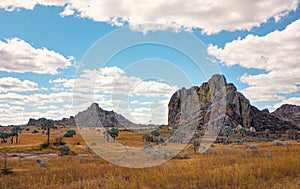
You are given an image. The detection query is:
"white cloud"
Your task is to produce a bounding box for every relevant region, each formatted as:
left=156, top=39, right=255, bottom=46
left=0, top=0, right=66, bottom=11
left=0, top=77, right=41, bottom=92
left=0, top=0, right=298, bottom=34
left=274, top=97, right=300, bottom=109
left=0, top=38, right=73, bottom=74
left=71, top=66, right=179, bottom=98
left=207, top=19, right=300, bottom=103
left=37, top=105, right=58, bottom=110
left=0, top=92, right=72, bottom=106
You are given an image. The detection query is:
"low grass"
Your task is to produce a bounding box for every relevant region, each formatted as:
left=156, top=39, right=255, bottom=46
left=0, top=126, right=299, bottom=188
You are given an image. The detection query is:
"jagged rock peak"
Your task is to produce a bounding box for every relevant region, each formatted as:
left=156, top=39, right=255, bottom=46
left=208, top=74, right=227, bottom=85
left=168, top=74, right=297, bottom=131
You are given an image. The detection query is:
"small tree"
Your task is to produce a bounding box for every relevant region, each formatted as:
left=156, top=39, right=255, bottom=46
left=64, top=130, right=76, bottom=137
left=151, top=129, right=161, bottom=144
left=151, top=129, right=160, bottom=138
left=108, top=127, right=119, bottom=142
left=238, top=127, right=246, bottom=138
left=42, top=119, right=54, bottom=146
left=0, top=132, right=10, bottom=143
left=142, top=133, right=151, bottom=143
left=223, top=126, right=233, bottom=138
left=11, top=126, right=23, bottom=143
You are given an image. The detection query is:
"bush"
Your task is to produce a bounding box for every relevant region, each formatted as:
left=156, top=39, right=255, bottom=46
left=25, top=128, right=30, bottom=131
left=58, top=145, right=70, bottom=156
left=32, top=130, right=38, bottom=134
left=53, top=137, right=66, bottom=146
left=40, top=142, right=49, bottom=149
left=64, top=130, right=76, bottom=137
left=172, top=153, right=182, bottom=159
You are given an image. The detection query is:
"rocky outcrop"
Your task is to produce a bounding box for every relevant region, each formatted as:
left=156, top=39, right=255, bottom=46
left=75, top=103, right=130, bottom=127
left=28, top=103, right=135, bottom=128
left=272, top=104, right=300, bottom=128
left=168, top=74, right=297, bottom=131
left=27, top=117, right=75, bottom=126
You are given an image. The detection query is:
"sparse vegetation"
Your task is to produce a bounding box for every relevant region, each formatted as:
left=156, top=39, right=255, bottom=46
left=107, top=127, right=119, bottom=142
left=0, top=125, right=299, bottom=188
left=58, top=144, right=70, bottom=156
left=64, top=130, right=76, bottom=137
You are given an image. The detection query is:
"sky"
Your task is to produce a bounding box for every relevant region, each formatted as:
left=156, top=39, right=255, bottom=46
left=0, top=0, right=300, bottom=126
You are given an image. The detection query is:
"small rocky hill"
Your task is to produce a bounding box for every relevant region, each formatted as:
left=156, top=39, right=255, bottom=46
left=272, top=104, right=300, bottom=128
left=27, top=103, right=135, bottom=128
left=28, top=117, right=75, bottom=126
left=168, top=74, right=298, bottom=131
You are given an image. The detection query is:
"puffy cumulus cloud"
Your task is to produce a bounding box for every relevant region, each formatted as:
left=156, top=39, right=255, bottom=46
left=274, top=97, right=300, bottom=109
left=0, top=0, right=299, bottom=34
left=68, top=66, right=179, bottom=98
left=0, top=38, right=73, bottom=74
left=116, top=101, right=169, bottom=125
left=0, top=77, right=41, bottom=93
left=207, top=19, right=300, bottom=103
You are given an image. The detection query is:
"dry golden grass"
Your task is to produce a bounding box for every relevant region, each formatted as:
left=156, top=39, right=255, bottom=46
left=0, top=126, right=299, bottom=189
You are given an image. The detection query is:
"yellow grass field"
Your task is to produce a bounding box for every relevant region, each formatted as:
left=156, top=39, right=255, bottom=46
left=0, top=126, right=300, bottom=189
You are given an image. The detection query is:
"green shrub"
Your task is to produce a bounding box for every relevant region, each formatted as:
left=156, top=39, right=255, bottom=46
left=32, top=130, right=38, bottom=134
left=64, top=130, right=76, bottom=137
left=40, top=142, right=49, bottom=149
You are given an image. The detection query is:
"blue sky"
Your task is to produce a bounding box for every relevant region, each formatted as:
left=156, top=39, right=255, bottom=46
left=0, top=1, right=300, bottom=125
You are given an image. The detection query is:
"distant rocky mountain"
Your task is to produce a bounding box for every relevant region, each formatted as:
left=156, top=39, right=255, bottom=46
left=28, top=117, right=75, bottom=126
left=27, top=103, right=136, bottom=128
left=75, top=103, right=137, bottom=128
left=271, top=104, right=300, bottom=128
left=168, top=74, right=298, bottom=131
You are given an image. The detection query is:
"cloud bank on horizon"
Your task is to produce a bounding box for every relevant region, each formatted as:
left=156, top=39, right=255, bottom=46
left=0, top=0, right=300, bottom=125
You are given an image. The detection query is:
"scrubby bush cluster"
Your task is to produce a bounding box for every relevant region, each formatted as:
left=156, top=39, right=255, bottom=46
left=64, top=130, right=76, bottom=137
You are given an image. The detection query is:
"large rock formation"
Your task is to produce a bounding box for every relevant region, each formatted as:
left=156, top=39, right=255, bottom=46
left=168, top=74, right=297, bottom=131
left=28, top=103, right=135, bottom=128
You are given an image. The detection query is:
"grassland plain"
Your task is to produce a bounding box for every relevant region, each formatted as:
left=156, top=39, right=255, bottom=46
left=0, top=126, right=300, bottom=189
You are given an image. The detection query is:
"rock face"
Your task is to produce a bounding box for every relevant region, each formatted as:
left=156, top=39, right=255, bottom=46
left=272, top=104, right=300, bottom=128
left=168, top=74, right=297, bottom=131
left=28, top=103, right=135, bottom=128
